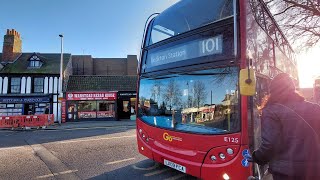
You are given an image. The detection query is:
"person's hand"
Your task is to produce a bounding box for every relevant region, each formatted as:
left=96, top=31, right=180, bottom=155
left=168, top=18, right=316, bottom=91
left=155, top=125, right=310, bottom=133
left=244, top=153, right=253, bottom=162
left=246, top=156, right=253, bottom=162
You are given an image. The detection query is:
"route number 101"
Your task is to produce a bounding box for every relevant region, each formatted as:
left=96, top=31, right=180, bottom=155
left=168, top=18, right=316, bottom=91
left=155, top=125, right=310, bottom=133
left=200, top=36, right=222, bottom=55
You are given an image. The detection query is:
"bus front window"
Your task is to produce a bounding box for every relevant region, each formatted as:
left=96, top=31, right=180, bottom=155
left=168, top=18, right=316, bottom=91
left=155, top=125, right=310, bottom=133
left=147, top=0, right=233, bottom=45
left=138, top=67, right=240, bottom=134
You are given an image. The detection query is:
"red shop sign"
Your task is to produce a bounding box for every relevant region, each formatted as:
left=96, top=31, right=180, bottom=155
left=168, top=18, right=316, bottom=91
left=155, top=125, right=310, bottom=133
left=66, top=92, right=117, bottom=101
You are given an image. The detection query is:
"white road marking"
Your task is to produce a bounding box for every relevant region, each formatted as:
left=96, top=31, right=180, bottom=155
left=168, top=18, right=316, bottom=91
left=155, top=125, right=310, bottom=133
left=164, top=174, right=187, bottom=180
left=0, top=146, right=29, bottom=151
left=144, top=168, right=170, bottom=177
left=106, top=158, right=136, bottom=165
left=36, top=170, right=78, bottom=179
left=51, top=135, right=136, bottom=144
left=132, top=162, right=159, bottom=171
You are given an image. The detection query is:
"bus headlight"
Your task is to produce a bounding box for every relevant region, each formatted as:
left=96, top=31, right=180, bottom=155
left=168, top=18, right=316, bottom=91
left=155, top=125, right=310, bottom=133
left=223, top=173, right=230, bottom=180
left=227, top=148, right=234, bottom=155
left=219, top=153, right=226, bottom=159
left=204, top=145, right=240, bottom=164
left=210, top=155, right=217, bottom=161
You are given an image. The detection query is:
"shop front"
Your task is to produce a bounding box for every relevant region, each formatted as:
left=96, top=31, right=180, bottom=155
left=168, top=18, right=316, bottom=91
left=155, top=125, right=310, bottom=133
left=117, top=91, right=136, bottom=120
left=0, top=95, right=52, bottom=116
left=66, top=92, right=117, bottom=121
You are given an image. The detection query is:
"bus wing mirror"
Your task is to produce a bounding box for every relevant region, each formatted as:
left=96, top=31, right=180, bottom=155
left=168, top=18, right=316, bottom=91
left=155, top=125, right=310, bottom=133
left=239, top=68, right=256, bottom=96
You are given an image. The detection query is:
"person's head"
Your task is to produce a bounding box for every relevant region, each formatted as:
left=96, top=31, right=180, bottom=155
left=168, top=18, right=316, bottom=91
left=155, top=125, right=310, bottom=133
left=269, top=73, right=295, bottom=95
left=266, top=73, right=304, bottom=105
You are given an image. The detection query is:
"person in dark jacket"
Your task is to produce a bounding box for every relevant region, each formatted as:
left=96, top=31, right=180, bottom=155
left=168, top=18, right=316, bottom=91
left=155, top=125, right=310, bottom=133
left=44, top=106, right=50, bottom=114
left=252, top=73, right=320, bottom=180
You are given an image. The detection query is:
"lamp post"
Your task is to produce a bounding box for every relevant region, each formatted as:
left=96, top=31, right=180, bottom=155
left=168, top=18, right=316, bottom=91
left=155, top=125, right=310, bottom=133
left=59, top=34, right=63, bottom=124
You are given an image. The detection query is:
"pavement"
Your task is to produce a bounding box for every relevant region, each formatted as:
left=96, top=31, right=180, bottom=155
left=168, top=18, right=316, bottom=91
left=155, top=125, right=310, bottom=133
left=0, top=119, right=136, bottom=131
left=48, top=119, right=136, bottom=130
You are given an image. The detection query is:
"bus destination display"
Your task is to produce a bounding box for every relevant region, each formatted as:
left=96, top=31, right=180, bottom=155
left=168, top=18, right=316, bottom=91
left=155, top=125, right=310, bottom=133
left=148, top=35, right=223, bottom=67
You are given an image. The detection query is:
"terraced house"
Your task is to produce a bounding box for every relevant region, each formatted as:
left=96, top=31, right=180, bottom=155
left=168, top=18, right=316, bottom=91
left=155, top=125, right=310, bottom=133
left=0, top=29, right=71, bottom=122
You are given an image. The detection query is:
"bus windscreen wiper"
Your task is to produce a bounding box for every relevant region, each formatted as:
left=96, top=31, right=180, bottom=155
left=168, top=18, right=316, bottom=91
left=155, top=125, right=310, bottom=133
left=146, top=76, right=178, bottom=80
left=183, top=72, right=229, bottom=76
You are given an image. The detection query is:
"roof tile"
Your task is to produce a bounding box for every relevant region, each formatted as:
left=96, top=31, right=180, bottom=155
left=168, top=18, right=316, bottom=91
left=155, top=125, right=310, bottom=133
left=0, top=53, right=71, bottom=74
left=67, top=75, right=137, bottom=92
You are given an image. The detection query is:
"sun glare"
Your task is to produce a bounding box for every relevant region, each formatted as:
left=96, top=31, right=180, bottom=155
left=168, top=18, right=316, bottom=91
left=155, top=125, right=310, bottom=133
left=297, top=47, right=320, bottom=88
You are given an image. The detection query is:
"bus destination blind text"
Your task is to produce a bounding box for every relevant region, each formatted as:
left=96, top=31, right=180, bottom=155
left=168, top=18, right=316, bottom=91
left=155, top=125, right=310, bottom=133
left=149, top=35, right=223, bottom=67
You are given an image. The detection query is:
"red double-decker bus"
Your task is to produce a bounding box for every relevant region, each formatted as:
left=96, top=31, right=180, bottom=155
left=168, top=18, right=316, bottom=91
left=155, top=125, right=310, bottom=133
left=136, top=0, right=298, bottom=179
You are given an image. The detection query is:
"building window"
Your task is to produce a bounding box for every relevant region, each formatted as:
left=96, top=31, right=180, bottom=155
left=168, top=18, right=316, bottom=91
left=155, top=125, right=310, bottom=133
left=29, top=55, right=42, bottom=67
left=78, top=101, right=97, bottom=118
left=97, top=101, right=115, bottom=118
left=10, top=77, right=21, bottom=93
left=34, top=78, right=44, bottom=93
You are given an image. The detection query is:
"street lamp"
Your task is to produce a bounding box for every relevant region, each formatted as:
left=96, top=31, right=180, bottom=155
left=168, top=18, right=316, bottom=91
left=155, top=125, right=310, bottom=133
left=59, top=34, right=64, bottom=124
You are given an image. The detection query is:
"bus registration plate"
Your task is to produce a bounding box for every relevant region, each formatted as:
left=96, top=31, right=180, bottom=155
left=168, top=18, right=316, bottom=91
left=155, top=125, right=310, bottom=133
left=164, top=159, right=186, bottom=173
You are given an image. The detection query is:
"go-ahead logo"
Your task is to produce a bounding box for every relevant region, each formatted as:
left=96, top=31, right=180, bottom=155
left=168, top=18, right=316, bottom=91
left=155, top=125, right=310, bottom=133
left=163, top=132, right=182, bottom=142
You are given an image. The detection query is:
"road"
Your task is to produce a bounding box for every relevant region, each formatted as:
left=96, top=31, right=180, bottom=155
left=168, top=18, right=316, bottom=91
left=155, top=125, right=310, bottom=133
left=0, top=125, right=197, bottom=180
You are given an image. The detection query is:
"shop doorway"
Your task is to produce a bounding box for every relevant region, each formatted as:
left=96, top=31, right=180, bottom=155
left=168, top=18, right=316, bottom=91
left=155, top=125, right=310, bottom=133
left=118, top=100, right=131, bottom=119
left=117, top=98, right=136, bottom=120
left=67, top=103, right=77, bottom=121
left=24, top=104, right=35, bottom=115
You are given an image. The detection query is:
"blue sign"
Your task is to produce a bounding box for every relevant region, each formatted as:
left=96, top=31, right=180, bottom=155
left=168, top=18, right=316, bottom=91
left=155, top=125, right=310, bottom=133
left=241, top=159, right=250, bottom=167
left=0, top=97, right=50, bottom=103
left=242, top=149, right=251, bottom=159
left=147, top=35, right=223, bottom=67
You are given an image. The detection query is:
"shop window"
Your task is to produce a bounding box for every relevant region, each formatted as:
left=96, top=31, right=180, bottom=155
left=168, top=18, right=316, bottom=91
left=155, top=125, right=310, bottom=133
left=10, top=77, right=21, bottom=93
left=78, top=101, right=97, bottom=118
left=33, top=77, right=44, bottom=93
left=123, top=101, right=129, bottom=112
left=34, top=103, right=50, bottom=115
left=130, top=98, right=136, bottom=114
left=0, top=104, right=23, bottom=116
left=97, top=101, right=115, bottom=118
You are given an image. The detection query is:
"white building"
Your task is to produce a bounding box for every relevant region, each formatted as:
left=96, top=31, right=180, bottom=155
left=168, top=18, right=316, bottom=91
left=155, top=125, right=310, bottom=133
left=0, top=29, right=72, bottom=122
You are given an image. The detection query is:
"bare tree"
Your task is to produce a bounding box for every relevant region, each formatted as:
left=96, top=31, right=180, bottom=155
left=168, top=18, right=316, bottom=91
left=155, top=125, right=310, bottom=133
left=163, top=79, right=182, bottom=110
left=264, top=0, right=320, bottom=50
left=193, top=80, right=207, bottom=108
left=151, top=81, right=162, bottom=103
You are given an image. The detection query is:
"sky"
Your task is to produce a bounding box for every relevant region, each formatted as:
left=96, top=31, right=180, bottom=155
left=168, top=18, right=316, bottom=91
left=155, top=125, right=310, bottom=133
left=0, top=0, right=178, bottom=57
left=0, top=0, right=318, bottom=88
left=297, top=47, right=320, bottom=88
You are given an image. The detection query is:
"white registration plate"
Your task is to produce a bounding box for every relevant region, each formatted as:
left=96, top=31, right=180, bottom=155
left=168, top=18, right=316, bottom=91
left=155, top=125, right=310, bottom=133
left=164, top=159, right=186, bottom=173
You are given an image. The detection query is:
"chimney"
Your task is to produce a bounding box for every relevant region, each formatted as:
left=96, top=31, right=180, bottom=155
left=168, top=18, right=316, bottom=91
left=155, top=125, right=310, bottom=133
left=2, top=29, right=22, bottom=62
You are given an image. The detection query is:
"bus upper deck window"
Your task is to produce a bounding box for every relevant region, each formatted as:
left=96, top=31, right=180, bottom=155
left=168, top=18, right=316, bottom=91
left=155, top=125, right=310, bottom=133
left=151, top=25, right=175, bottom=44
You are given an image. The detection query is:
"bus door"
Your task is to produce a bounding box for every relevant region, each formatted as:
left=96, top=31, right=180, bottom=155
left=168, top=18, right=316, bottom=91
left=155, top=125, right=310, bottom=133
left=249, top=76, right=270, bottom=178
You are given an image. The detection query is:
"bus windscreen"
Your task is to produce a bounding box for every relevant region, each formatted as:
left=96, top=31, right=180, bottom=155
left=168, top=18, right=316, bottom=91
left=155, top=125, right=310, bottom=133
left=147, top=0, right=233, bottom=45
left=138, top=67, right=240, bottom=135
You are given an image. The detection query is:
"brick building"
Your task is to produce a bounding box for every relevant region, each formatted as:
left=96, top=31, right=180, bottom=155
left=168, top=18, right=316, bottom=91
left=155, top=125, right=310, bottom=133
left=71, top=55, right=137, bottom=76
left=65, top=55, right=138, bottom=121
